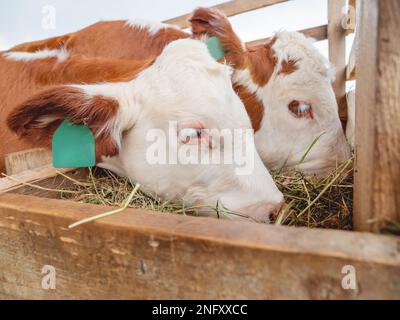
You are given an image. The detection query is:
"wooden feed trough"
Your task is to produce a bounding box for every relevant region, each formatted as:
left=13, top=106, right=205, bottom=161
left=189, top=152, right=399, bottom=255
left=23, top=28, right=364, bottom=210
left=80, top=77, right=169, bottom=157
left=0, top=0, right=399, bottom=299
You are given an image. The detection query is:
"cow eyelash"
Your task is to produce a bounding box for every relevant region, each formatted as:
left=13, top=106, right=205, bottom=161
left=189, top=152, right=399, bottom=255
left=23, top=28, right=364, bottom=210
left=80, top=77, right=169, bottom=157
left=179, top=128, right=203, bottom=144
left=288, top=100, right=313, bottom=119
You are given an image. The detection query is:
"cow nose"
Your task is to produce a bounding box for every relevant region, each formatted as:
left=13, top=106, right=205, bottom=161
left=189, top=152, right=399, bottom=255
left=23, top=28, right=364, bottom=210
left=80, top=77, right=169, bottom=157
left=269, top=200, right=285, bottom=220
left=240, top=199, right=285, bottom=223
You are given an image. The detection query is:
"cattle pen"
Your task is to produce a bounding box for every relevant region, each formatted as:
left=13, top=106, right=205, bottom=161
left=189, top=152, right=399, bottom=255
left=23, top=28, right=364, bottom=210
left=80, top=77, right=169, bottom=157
left=0, top=0, right=399, bottom=299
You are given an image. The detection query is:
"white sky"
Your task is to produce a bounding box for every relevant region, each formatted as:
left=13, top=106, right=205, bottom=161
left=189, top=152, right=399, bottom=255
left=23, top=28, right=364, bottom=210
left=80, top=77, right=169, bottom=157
left=0, top=0, right=354, bottom=64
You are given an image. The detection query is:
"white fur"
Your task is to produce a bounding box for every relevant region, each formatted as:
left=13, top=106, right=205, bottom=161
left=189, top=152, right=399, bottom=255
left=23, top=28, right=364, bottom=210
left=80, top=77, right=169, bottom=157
left=235, top=31, right=350, bottom=175
left=272, top=31, right=336, bottom=82
left=72, top=81, right=138, bottom=149
left=62, top=39, right=282, bottom=221
left=4, top=48, right=69, bottom=62
left=232, top=69, right=258, bottom=94
left=126, top=18, right=180, bottom=36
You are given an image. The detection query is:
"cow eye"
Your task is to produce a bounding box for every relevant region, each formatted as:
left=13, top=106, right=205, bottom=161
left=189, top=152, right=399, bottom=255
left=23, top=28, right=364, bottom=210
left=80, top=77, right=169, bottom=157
left=179, top=128, right=203, bottom=144
left=288, top=100, right=313, bottom=119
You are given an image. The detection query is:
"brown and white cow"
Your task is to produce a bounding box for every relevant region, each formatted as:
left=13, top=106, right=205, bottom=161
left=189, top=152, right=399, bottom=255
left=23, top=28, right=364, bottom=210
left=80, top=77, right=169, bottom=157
left=1, top=39, right=284, bottom=222
left=10, top=8, right=351, bottom=175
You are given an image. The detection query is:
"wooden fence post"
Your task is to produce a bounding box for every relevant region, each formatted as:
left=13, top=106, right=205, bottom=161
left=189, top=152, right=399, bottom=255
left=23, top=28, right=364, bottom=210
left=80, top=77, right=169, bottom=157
left=354, top=0, right=400, bottom=232
left=328, top=0, right=347, bottom=121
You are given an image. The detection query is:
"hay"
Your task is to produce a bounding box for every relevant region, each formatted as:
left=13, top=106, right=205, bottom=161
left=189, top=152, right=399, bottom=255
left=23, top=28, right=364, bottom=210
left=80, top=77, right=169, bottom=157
left=271, top=159, right=353, bottom=230
left=58, top=159, right=354, bottom=230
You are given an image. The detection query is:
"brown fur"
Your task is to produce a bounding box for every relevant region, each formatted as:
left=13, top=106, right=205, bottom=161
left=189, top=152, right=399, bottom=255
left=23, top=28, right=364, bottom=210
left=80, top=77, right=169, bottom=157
left=7, top=86, right=120, bottom=161
left=246, top=38, right=277, bottom=87
left=190, top=8, right=277, bottom=125
left=278, top=59, right=298, bottom=75
left=190, top=8, right=247, bottom=69
left=7, top=11, right=284, bottom=146
left=0, top=54, right=153, bottom=173
left=11, top=34, right=72, bottom=52
left=234, top=85, right=264, bottom=131
left=10, top=20, right=189, bottom=61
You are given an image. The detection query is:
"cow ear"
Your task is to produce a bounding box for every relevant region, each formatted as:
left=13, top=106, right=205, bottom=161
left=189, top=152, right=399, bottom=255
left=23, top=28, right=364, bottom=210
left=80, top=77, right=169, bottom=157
left=7, top=85, right=122, bottom=159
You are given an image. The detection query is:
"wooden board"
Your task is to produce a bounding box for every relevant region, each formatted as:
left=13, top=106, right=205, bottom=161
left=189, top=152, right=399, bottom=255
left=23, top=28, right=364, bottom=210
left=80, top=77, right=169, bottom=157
left=354, top=0, right=400, bottom=232
left=328, top=0, right=347, bottom=119
left=346, top=38, right=356, bottom=81
left=345, top=90, right=355, bottom=147
left=247, top=25, right=328, bottom=47
left=5, top=148, right=52, bottom=176
left=0, top=193, right=399, bottom=299
left=165, top=0, right=289, bottom=29
left=0, top=164, right=73, bottom=194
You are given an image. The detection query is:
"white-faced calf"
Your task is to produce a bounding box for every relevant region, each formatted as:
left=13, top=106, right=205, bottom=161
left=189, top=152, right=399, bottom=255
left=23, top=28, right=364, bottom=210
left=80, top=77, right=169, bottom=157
left=9, top=8, right=351, bottom=175
left=1, top=39, right=284, bottom=222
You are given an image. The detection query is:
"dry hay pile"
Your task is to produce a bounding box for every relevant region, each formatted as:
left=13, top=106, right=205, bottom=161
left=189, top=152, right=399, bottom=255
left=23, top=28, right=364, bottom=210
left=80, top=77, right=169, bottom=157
left=58, top=159, right=354, bottom=230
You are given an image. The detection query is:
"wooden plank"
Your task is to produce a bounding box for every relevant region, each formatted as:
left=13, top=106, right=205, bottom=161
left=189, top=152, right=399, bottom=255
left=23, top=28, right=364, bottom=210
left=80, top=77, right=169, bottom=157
left=344, top=0, right=356, bottom=35
left=300, top=24, right=329, bottom=41
left=9, top=167, right=88, bottom=199
left=328, top=0, right=347, bottom=120
left=5, top=148, right=52, bottom=176
left=346, top=38, right=356, bottom=81
left=0, top=193, right=399, bottom=299
left=354, top=0, right=400, bottom=232
left=0, top=164, right=72, bottom=194
left=337, top=94, right=349, bottom=124
left=247, top=25, right=328, bottom=47
left=165, top=0, right=289, bottom=29
left=345, top=90, right=355, bottom=147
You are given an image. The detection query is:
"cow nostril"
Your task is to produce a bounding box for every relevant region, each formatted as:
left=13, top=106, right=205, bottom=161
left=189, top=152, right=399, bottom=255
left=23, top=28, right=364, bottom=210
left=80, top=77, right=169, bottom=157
left=239, top=200, right=286, bottom=224
left=269, top=200, right=285, bottom=221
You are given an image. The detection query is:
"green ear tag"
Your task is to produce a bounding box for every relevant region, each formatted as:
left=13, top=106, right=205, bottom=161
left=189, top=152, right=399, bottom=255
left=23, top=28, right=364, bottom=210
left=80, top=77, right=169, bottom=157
left=205, top=36, right=225, bottom=60
left=52, top=120, right=96, bottom=168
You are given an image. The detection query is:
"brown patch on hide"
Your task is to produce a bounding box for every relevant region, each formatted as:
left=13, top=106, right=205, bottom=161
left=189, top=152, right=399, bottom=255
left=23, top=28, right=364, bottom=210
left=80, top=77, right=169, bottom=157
left=278, top=59, right=298, bottom=75
left=234, top=85, right=264, bottom=132
left=7, top=86, right=121, bottom=160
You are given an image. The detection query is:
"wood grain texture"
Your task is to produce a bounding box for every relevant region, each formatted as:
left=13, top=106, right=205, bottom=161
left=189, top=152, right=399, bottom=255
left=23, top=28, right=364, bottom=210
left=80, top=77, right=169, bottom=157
left=354, top=0, right=400, bottom=232
left=247, top=25, right=328, bottom=47
left=345, top=90, right=356, bottom=147
left=328, top=0, right=347, bottom=119
left=5, top=148, right=52, bottom=176
left=346, top=37, right=356, bottom=81
left=164, top=0, right=289, bottom=29
left=8, top=167, right=88, bottom=199
left=0, top=164, right=73, bottom=194
left=0, top=193, right=399, bottom=299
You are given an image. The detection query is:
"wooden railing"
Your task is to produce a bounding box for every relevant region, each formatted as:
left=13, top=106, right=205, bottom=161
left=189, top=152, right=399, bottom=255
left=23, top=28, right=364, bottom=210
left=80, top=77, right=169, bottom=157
left=164, top=0, right=400, bottom=234
left=165, top=0, right=289, bottom=28
left=164, top=0, right=355, bottom=121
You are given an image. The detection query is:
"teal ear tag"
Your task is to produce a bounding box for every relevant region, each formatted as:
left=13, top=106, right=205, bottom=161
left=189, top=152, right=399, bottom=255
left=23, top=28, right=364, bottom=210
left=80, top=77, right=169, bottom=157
left=52, top=120, right=96, bottom=168
left=205, top=36, right=225, bottom=60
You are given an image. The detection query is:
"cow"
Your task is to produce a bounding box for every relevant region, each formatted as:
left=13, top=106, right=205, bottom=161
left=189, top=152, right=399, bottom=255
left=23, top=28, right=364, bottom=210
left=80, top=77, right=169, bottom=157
left=9, top=8, right=351, bottom=176
left=0, top=38, right=285, bottom=222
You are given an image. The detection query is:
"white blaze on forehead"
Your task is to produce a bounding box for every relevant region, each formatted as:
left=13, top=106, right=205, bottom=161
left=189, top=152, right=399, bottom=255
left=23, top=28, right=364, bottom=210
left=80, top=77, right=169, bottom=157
left=4, top=48, right=69, bottom=62
left=232, top=31, right=336, bottom=104
left=272, top=31, right=335, bottom=81
left=125, top=18, right=181, bottom=36
left=134, top=39, right=250, bottom=128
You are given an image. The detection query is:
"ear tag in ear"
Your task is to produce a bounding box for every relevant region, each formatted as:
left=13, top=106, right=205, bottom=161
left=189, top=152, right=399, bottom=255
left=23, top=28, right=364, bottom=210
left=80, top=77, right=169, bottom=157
left=52, top=120, right=96, bottom=168
left=205, top=36, right=225, bottom=60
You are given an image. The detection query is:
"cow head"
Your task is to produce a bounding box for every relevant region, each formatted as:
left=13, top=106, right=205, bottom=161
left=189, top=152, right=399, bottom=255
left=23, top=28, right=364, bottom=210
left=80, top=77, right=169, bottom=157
left=190, top=8, right=351, bottom=176
left=253, top=32, right=351, bottom=175
left=7, top=39, right=284, bottom=222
